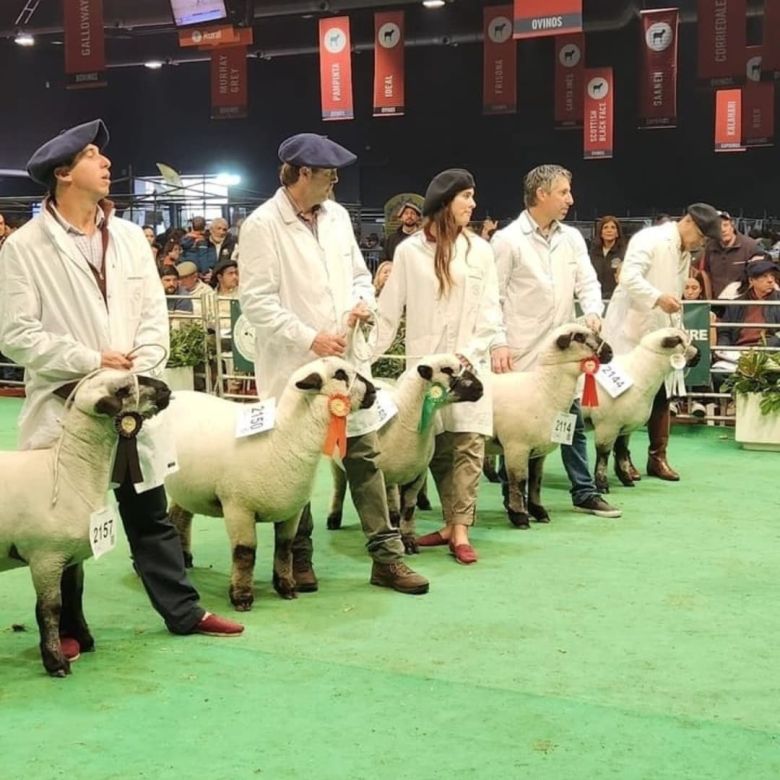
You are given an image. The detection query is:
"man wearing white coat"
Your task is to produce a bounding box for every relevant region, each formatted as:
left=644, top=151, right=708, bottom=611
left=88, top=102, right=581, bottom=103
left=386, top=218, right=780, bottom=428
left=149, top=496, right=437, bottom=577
left=603, top=203, right=721, bottom=480
left=0, top=120, right=243, bottom=654
left=490, top=164, right=621, bottom=519
left=238, top=133, right=428, bottom=595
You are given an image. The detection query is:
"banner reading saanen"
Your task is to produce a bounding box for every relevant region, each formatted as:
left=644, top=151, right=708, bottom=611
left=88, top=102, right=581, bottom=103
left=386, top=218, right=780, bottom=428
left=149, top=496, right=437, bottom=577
left=638, top=8, right=679, bottom=129
left=513, top=0, right=582, bottom=39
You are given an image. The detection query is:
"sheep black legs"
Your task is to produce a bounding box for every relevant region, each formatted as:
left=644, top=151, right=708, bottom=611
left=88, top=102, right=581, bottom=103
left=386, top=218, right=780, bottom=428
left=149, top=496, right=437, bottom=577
left=398, top=472, right=427, bottom=554
left=223, top=504, right=258, bottom=611
left=326, top=463, right=347, bottom=530
left=613, top=434, right=637, bottom=487
left=527, top=456, right=550, bottom=523
left=169, top=505, right=194, bottom=568
left=60, top=563, right=94, bottom=653
left=30, top=560, right=69, bottom=677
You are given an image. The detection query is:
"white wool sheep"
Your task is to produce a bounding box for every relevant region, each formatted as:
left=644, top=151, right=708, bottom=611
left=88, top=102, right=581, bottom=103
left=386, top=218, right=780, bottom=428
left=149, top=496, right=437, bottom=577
left=165, top=357, right=376, bottom=611
left=0, top=370, right=171, bottom=677
left=489, top=323, right=613, bottom=529
left=582, top=327, right=699, bottom=492
left=325, top=354, right=484, bottom=552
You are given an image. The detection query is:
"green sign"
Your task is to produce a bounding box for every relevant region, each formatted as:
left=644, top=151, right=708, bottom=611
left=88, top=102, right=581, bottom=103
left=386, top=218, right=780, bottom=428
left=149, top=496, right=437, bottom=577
left=229, top=299, right=256, bottom=373
left=682, top=302, right=711, bottom=386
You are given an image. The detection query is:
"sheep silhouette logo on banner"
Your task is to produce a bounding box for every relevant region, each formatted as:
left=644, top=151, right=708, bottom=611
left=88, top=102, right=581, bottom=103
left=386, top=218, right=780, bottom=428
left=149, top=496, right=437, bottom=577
left=587, top=77, right=609, bottom=99
left=230, top=301, right=256, bottom=372
left=324, top=28, right=347, bottom=54
left=746, top=54, right=762, bottom=82
left=645, top=22, right=673, bottom=52
left=559, top=43, right=581, bottom=67
left=378, top=22, right=401, bottom=48
left=488, top=16, right=512, bottom=44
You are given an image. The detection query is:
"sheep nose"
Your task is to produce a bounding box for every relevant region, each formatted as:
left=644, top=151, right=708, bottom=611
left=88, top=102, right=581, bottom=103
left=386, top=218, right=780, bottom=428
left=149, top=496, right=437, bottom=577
left=686, top=347, right=701, bottom=367
left=359, top=375, right=376, bottom=409
left=597, top=341, right=613, bottom=364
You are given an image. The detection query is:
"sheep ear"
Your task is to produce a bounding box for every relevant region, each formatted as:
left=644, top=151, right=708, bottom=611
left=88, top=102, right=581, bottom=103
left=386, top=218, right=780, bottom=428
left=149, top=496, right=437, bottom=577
left=417, top=365, right=433, bottom=381
left=95, top=395, right=123, bottom=417
left=661, top=335, right=683, bottom=349
left=295, top=372, right=323, bottom=392
left=53, top=382, right=79, bottom=403
left=556, top=333, right=573, bottom=350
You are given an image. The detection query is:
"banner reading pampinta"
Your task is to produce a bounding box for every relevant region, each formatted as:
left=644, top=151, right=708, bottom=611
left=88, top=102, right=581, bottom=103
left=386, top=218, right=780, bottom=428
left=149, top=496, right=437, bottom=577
left=210, top=45, right=247, bottom=120
left=513, top=0, right=582, bottom=39
left=714, top=88, right=744, bottom=152
left=63, top=0, right=106, bottom=90
left=583, top=68, right=613, bottom=159
left=743, top=48, right=774, bottom=147
left=554, top=33, right=584, bottom=128
left=373, top=11, right=405, bottom=116
left=319, top=17, right=354, bottom=121
left=638, top=8, right=678, bottom=129
left=697, top=0, right=746, bottom=86
left=483, top=6, right=516, bottom=114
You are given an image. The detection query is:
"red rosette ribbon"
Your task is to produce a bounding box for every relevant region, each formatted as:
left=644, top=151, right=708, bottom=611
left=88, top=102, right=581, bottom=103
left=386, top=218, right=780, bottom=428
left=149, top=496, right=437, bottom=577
left=580, top=357, right=601, bottom=408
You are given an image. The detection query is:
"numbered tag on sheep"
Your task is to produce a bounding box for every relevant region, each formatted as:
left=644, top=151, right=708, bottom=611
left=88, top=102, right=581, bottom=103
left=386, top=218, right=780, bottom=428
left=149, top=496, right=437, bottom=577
left=89, top=505, right=118, bottom=559
left=235, top=398, right=276, bottom=438
left=551, top=412, right=576, bottom=445
left=595, top=362, right=634, bottom=398
left=346, top=388, right=398, bottom=438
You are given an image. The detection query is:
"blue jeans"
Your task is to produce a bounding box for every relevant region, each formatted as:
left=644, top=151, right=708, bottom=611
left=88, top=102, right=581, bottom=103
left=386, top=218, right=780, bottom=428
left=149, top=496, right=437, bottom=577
left=560, top=400, right=599, bottom=506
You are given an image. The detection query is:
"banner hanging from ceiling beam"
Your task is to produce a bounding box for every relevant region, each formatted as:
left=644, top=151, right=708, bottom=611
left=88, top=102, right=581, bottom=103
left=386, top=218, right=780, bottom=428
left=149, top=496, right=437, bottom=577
left=210, top=45, right=248, bottom=120
left=63, top=0, right=106, bottom=89
left=762, top=0, right=780, bottom=78
left=179, top=25, right=253, bottom=48
left=714, top=88, right=744, bottom=152
left=743, top=47, right=774, bottom=147
left=697, top=0, right=746, bottom=86
left=319, top=17, right=354, bottom=121
left=373, top=11, right=405, bottom=116
left=638, top=8, right=679, bottom=129
left=554, top=33, right=584, bottom=129
left=483, top=5, right=516, bottom=115
left=583, top=68, right=613, bottom=159
left=513, top=0, right=582, bottom=39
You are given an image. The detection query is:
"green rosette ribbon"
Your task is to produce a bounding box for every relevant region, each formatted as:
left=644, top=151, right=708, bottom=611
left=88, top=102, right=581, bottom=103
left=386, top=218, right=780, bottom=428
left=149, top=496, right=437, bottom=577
left=418, top=383, right=450, bottom=432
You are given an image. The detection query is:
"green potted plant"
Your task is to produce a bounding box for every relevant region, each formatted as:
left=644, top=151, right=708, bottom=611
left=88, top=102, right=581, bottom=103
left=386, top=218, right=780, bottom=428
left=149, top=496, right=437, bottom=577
left=164, top=322, right=209, bottom=391
left=723, top=347, right=780, bottom=451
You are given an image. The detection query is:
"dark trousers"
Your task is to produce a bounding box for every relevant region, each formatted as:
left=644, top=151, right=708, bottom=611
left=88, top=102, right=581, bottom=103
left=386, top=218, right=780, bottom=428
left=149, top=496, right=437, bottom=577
left=114, top=479, right=204, bottom=634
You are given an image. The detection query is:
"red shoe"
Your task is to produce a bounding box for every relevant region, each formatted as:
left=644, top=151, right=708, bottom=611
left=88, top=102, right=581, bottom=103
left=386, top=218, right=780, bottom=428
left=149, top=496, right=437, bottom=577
left=60, top=636, right=81, bottom=662
left=194, top=612, right=244, bottom=637
left=449, top=543, right=478, bottom=565
left=416, top=531, right=449, bottom=547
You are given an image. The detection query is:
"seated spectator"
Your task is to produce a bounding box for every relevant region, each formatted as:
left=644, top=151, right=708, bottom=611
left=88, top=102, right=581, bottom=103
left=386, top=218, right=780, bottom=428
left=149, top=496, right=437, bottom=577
left=176, top=260, right=211, bottom=318
left=589, top=215, right=626, bottom=299
left=480, top=217, right=499, bottom=241
left=207, top=218, right=237, bottom=268
left=180, top=216, right=208, bottom=270
left=160, top=266, right=193, bottom=314
left=700, top=211, right=759, bottom=298
left=143, top=224, right=159, bottom=261
left=158, top=238, right=183, bottom=269
left=373, top=260, right=393, bottom=297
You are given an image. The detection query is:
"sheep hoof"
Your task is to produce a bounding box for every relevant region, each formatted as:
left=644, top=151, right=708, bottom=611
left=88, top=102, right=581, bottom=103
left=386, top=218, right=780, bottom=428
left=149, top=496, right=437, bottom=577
left=272, top=572, right=298, bottom=600
left=595, top=477, right=610, bottom=494
left=615, top=472, right=635, bottom=488
left=326, top=512, right=342, bottom=530
left=182, top=551, right=194, bottom=569
left=507, top=510, right=530, bottom=529
left=43, top=656, right=70, bottom=677
left=482, top=462, right=501, bottom=483
left=416, top=494, right=432, bottom=511
left=401, top=534, right=419, bottom=555
left=229, top=587, right=254, bottom=612
left=529, top=504, right=550, bottom=524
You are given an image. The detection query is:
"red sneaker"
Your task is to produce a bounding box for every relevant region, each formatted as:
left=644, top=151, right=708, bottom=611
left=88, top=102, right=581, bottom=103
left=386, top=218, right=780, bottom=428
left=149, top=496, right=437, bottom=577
left=60, top=636, right=81, bottom=662
left=194, top=612, right=244, bottom=637
left=416, top=531, right=448, bottom=548
left=449, top=543, right=478, bottom=565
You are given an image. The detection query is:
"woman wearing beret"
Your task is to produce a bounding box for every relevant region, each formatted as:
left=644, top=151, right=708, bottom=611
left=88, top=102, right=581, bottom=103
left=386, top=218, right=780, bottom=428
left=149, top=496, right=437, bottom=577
left=374, top=169, right=503, bottom=564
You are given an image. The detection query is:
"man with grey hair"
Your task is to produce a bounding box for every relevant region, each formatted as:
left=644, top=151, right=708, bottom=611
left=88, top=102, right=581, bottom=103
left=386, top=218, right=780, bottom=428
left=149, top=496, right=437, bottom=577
left=490, top=164, right=621, bottom=520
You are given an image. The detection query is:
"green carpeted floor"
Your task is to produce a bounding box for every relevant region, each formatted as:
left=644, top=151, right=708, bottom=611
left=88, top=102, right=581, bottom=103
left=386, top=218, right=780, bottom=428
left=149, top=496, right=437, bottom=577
left=1, top=396, right=778, bottom=779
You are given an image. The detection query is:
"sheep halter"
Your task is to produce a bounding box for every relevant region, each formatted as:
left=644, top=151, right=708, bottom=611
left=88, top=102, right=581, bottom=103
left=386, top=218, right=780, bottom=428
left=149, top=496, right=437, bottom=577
left=580, top=357, right=601, bottom=407
left=418, top=383, right=449, bottom=432
left=323, top=394, right=350, bottom=459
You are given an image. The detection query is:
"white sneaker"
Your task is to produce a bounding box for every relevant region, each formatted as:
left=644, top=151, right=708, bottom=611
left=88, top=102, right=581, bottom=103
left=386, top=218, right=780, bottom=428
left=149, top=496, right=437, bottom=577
left=690, top=401, right=707, bottom=418
left=669, top=401, right=679, bottom=417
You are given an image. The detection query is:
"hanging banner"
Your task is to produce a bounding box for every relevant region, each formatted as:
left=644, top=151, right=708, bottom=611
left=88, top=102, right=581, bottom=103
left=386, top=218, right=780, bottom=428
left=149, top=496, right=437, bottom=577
left=763, top=0, right=780, bottom=78
left=697, top=0, right=746, bottom=86
left=483, top=5, right=517, bottom=115
left=179, top=25, right=253, bottom=48
left=638, top=8, right=679, bottom=129
left=554, top=34, right=584, bottom=129
left=513, top=0, right=582, bottom=39
left=743, top=49, right=774, bottom=147
left=319, top=17, right=354, bottom=121
left=210, top=45, right=248, bottom=120
left=373, top=11, right=405, bottom=116
left=63, top=0, right=106, bottom=89
left=714, top=88, right=744, bottom=152
left=583, top=68, right=613, bottom=159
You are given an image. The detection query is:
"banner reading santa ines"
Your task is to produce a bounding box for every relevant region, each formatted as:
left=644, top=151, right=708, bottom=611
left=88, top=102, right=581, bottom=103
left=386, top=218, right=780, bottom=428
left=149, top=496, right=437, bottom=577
left=483, top=5, right=516, bottom=115
left=697, top=0, right=746, bottom=86
left=319, top=17, right=354, bottom=121
left=63, top=0, right=106, bottom=89
left=554, top=34, right=584, bottom=128
left=638, top=8, right=679, bottom=129
left=513, top=0, right=582, bottom=39
left=373, top=11, right=405, bottom=116
left=583, top=68, right=613, bottom=159
left=210, top=46, right=248, bottom=120
left=714, top=89, right=744, bottom=152
left=742, top=47, right=774, bottom=147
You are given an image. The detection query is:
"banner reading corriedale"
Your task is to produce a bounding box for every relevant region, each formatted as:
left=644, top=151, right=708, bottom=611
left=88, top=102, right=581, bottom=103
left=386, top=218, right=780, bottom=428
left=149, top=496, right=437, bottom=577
left=513, top=0, right=582, bottom=39
left=682, top=302, right=711, bottom=387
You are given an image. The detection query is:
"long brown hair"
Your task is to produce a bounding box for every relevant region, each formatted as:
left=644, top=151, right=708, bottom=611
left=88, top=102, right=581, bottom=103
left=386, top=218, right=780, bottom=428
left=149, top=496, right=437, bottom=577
left=424, top=209, right=471, bottom=297
left=593, top=215, right=626, bottom=253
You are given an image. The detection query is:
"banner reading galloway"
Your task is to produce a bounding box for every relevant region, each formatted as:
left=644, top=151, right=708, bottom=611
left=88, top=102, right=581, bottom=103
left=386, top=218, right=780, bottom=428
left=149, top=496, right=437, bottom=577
left=483, top=5, right=516, bottom=115
left=638, top=8, right=678, bottom=129
left=583, top=67, right=613, bottom=159
left=63, top=0, right=106, bottom=90
left=513, top=0, right=582, bottom=39
left=697, top=0, right=746, bottom=86
left=319, top=17, right=354, bottom=121
left=554, top=33, right=585, bottom=129
left=373, top=11, right=405, bottom=117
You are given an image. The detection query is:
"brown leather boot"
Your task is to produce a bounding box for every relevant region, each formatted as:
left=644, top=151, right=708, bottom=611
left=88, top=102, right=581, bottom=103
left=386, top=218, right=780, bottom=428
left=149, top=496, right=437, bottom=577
left=646, top=405, right=680, bottom=481
left=370, top=561, right=429, bottom=594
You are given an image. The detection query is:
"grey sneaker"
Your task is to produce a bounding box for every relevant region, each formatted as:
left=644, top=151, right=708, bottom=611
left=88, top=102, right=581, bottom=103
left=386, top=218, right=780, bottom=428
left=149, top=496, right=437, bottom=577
left=574, top=496, right=622, bottom=518
left=370, top=561, right=429, bottom=595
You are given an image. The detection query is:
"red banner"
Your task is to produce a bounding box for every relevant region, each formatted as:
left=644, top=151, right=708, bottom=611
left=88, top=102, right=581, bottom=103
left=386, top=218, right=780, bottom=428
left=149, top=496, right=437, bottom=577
left=743, top=49, right=774, bottom=147
left=554, top=34, right=584, bottom=128
left=319, top=17, right=354, bottom=121
left=697, top=0, right=746, bottom=86
left=714, top=89, right=744, bottom=152
left=63, top=0, right=106, bottom=90
left=763, top=0, right=780, bottom=76
left=583, top=68, right=613, bottom=159
left=483, top=6, right=516, bottom=115
left=179, top=25, right=253, bottom=48
left=373, top=11, right=405, bottom=117
left=513, top=0, right=582, bottom=39
left=638, top=9, right=678, bottom=129
left=210, top=45, right=248, bottom=120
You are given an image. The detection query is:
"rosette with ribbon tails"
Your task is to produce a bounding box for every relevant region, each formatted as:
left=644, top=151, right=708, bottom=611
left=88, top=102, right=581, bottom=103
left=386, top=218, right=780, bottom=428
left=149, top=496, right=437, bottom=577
left=668, top=352, right=687, bottom=397
left=323, top=393, right=350, bottom=459
left=111, top=412, right=144, bottom=483
left=580, top=357, right=601, bottom=407
left=418, top=383, right=450, bottom=432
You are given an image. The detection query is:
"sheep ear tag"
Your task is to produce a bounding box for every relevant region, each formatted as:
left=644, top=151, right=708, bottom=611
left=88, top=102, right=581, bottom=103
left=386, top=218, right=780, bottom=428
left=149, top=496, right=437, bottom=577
left=111, top=412, right=144, bottom=486
left=580, top=357, right=601, bottom=408
left=418, top=383, right=450, bottom=432
left=323, top=394, right=350, bottom=459
left=670, top=354, right=687, bottom=370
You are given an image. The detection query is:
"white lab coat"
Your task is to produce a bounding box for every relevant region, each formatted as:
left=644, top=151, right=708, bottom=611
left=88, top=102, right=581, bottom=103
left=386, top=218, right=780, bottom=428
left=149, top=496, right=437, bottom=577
left=238, top=188, right=379, bottom=431
left=0, top=203, right=175, bottom=492
left=603, top=221, right=690, bottom=355
left=374, top=230, right=502, bottom=437
left=491, top=211, right=604, bottom=370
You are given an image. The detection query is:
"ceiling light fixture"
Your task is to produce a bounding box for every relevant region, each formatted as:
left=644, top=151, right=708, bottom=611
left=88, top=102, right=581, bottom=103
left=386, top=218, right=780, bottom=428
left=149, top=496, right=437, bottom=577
left=422, top=0, right=446, bottom=8
left=215, top=173, right=241, bottom=187
left=14, top=32, right=35, bottom=46
left=144, top=60, right=163, bottom=69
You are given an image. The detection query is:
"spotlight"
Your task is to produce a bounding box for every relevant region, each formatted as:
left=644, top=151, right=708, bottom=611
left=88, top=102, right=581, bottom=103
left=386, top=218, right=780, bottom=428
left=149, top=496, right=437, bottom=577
left=215, top=173, right=241, bottom=187
left=422, top=0, right=446, bottom=8
left=14, top=32, right=35, bottom=46
left=144, top=60, right=163, bottom=69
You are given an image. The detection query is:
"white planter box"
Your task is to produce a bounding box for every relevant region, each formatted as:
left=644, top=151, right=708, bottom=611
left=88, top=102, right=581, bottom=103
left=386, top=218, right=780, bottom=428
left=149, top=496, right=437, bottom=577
left=735, top=393, right=780, bottom=451
left=162, top=366, right=194, bottom=392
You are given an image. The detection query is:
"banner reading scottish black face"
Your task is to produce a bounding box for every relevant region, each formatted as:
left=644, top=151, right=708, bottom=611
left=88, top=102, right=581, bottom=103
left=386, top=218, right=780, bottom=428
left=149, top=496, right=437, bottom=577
left=583, top=68, right=613, bottom=159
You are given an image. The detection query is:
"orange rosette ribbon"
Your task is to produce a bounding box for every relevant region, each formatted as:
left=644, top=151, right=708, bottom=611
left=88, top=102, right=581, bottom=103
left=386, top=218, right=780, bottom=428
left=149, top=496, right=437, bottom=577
left=323, top=393, right=350, bottom=459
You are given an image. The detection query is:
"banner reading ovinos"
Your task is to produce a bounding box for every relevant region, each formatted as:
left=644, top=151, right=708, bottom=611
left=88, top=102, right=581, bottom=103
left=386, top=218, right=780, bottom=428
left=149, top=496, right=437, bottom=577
left=638, top=8, right=679, bottom=129
left=513, top=0, right=582, bottom=39
left=319, top=17, right=354, bottom=121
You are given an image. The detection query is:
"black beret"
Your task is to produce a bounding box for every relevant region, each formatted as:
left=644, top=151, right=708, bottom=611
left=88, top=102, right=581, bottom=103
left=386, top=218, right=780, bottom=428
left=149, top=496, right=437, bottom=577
left=26, top=119, right=109, bottom=189
left=278, top=133, right=357, bottom=168
left=422, top=169, right=475, bottom=217
left=213, top=257, right=238, bottom=276
left=745, top=257, right=779, bottom=277
left=686, top=202, right=722, bottom=242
